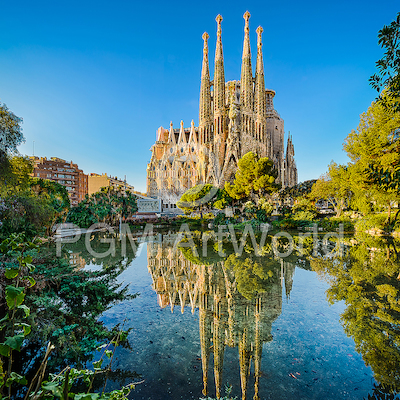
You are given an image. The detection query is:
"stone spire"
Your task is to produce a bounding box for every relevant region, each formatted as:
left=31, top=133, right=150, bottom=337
left=178, top=120, right=187, bottom=144
left=254, top=26, right=266, bottom=119
left=168, top=121, right=176, bottom=145
left=240, top=11, right=253, bottom=112
left=214, top=15, right=226, bottom=121
left=199, top=32, right=212, bottom=128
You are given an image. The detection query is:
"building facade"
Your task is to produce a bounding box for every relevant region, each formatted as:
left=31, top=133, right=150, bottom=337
left=147, top=12, right=298, bottom=209
left=31, top=156, right=88, bottom=206
left=88, top=173, right=136, bottom=196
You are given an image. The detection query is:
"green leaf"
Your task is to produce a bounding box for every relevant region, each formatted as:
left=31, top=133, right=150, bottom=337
left=17, top=305, right=30, bottom=318
left=105, top=350, right=113, bottom=358
left=6, top=286, right=25, bottom=309
left=5, top=268, right=19, bottom=279
left=26, top=263, right=35, bottom=273
left=75, top=394, right=100, bottom=400
left=5, top=334, right=24, bottom=351
left=92, top=360, right=103, bottom=369
left=0, top=344, right=10, bottom=357
left=22, top=255, right=32, bottom=265
left=16, top=323, right=31, bottom=336
left=41, top=381, right=63, bottom=397
left=5, top=372, right=27, bottom=387
left=23, top=276, right=36, bottom=288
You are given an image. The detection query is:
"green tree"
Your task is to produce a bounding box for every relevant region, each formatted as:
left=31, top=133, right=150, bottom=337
left=369, top=12, right=400, bottom=111
left=224, top=152, right=279, bottom=203
left=0, top=104, right=24, bottom=156
left=278, top=179, right=317, bottom=205
left=0, top=155, right=33, bottom=193
left=67, top=186, right=138, bottom=228
left=177, top=184, right=218, bottom=214
left=344, top=94, right=400, bottom=223
left=30, top=178, right=70, bottom=229
left=310, top=162, right=352, bottom=217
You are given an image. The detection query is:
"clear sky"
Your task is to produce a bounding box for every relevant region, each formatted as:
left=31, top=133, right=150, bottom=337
left=0, top=0, right=398, bottom=192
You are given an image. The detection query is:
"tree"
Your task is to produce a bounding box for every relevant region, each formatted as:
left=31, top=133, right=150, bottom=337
left=176, top=184, right=219, bottom=214
left=344, top=94, right=400, bottom=223
left=0, top=104, right=24, bottom=156
left=30, top=178, right=71, bottom=229
left=67, top=186, right=138, bottom=227
left=279, top=179, right=317, bottom=204
left=224, top=152, right=279, bottom=203
left=310, top=162, right=352, bottom=217
left=369, top=12, right=400, bottom=111
left=0, top=155, right=33, bottom=193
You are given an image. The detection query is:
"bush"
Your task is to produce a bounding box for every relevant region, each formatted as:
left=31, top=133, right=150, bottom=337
left=354, top=213, right=390, bottom=233
left=321, top=216, right=355, bottom=232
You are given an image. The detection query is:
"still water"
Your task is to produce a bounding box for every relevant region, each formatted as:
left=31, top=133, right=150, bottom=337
left=65, top=229, right=400, bottom=399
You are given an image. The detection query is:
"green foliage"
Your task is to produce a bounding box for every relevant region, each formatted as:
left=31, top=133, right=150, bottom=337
left=343, top=92, right=400, bottom=224
left=0, top=191, right=56, bottom=240
left=0, top=233, right=39, bottom=396
left=27, top=238, right=136, bottom=366
left=354, top=213, right=391, bottom=233
left=310, top=234, right=400, bottom=391
left=212, top=188, right=233, bottom=210
left=0, top=160, right=70, bottom=240
left=279, top=179, right=317, bottom=203
left=369, top=12, right=400, bottom=111
left=0, top=155, right=33, bottom=193
left=310, top=162, right=353, bottom=217
left=68, top=186, right=138, bottom=228
left=0, top=233, right=138, bottom=399
left=0, top=103, right=24, bottom=156
left=177, top=184, right=218, bottom=214
left=320, top=216, right=355, bottom=232
left=31, top=178, right=70, bottom=220
left=225, top=252, right=279, bottom=300
left=224, top=152, right=279, bottom=203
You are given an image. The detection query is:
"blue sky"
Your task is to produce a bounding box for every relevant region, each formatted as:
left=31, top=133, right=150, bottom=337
left=0, top=0, right=398, bottom=192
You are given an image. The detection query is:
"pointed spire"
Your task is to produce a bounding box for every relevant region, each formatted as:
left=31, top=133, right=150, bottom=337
left=188, top=119, right=198, bottom=145
left=168, top=121, right=176, bottom=145
left=178, top=120, right=187, bottom=144
left=254, top=26, right=266, bottom=119
left=241, top=11, right=253, bottom=112
left=199, top=32, right=212, bottom=127
left=214, top=15, right=226, bottom=117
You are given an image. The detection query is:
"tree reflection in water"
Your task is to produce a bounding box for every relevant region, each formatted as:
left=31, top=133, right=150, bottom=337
left=310, top=233, right=400, bottom=397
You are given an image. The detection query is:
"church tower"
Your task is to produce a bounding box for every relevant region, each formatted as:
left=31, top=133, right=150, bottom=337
left=199, top=32, right=212, bottom=146
left=212, top=15, right=228, bottom=171
left=254, top=26, right=267, bottom=156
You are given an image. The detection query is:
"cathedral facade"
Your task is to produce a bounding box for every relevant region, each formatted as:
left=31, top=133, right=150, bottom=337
left=147, top=12, right=297, bottom=209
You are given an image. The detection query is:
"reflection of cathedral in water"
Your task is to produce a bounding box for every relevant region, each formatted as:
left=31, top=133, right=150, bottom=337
left=147, top=233, right=296, bottom=400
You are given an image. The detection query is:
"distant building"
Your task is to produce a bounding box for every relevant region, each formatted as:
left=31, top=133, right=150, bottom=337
left=30, top=156, right=88, bottom=207
left=88, top=173, right=136, bottom=196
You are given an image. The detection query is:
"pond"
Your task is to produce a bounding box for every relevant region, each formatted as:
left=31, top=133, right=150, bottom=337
left=62, top=226, right=400, bottom=400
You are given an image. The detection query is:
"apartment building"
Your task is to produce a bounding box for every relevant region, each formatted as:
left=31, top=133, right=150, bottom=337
left=30, top=157, right=88, bottom=206
left=88, top=173, right=136, bottom=196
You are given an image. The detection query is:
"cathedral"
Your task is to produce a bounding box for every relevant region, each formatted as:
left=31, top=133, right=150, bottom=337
left=147, top=12, right=297, bottom=209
